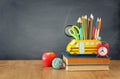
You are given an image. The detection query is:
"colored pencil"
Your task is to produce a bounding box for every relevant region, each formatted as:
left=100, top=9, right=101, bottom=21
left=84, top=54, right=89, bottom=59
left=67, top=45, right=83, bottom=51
left=89, top=14, right=94, bottom=39
left=97, top=18, right=102, bottom=38
left=87, top=18, right=91, bottom=39
left=92, top=27, right=96, bottom=39
left=95, top=18, right=99, bottom=39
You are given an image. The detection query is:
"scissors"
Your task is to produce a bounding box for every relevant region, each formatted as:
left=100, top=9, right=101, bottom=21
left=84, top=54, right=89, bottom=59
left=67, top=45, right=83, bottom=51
left=68, top=25, right=80, bottom=40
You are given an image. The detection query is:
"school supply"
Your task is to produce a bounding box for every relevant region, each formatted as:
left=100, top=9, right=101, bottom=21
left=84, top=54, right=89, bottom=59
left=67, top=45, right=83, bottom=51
left=89, top=14, right=94, bottom=39
left=77, top=17, right=83, bottom=40
left=66, top=65, right=109, bottom=71
left=63, top=14, right=110, bottom=71
left=92, top=27, right=96, bottom=39
left=68, top=25, right=80, bottom=40
left=64, top=14, right=102, bottom=40
left=62, top=52, right=110, bottom=71
left=96, top=18, right=102, bottom=39
left=63, top=52, right=110, bottom=65
left=64, top=25, right=73, bottom=37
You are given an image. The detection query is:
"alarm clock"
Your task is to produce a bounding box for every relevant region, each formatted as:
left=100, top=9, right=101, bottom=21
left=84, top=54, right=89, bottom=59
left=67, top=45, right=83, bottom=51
left=97, top=43, right=109, bottom=56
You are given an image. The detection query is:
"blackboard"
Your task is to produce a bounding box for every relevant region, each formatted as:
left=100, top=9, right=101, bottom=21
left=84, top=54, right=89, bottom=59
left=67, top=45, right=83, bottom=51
left=0, top=0, right=120, bottom=59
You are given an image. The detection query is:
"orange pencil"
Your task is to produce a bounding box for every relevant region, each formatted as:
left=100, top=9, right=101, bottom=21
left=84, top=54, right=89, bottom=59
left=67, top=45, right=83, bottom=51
left=97, top=18, right=102, bottom=38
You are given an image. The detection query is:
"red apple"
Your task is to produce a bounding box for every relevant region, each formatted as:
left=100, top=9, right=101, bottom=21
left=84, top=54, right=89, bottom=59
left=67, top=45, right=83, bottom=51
left=42, top=52, right=57, bottom=67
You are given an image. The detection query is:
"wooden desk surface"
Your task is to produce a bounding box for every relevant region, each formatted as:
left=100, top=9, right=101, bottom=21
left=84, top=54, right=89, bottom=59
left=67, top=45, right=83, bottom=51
left=0, top=60, right=120, bottom=79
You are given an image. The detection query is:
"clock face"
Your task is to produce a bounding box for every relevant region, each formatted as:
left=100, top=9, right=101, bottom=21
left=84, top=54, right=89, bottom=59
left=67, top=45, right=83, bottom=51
left=98, top=47, right=108, bottom=56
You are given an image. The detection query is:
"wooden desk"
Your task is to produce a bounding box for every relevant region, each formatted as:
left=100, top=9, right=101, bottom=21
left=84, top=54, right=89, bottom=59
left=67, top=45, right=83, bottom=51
left=0, top=60, right=120, bottom=79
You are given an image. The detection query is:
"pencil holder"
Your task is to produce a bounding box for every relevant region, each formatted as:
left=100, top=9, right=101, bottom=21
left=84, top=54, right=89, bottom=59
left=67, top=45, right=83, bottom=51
left=66, top=39, right=108, bottom=57
left=65, top=14, right=109, bottom=57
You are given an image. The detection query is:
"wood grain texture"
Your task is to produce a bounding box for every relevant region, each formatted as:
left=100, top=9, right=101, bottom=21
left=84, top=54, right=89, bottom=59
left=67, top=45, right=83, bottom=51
left=0, top=60, right=120, bottom=79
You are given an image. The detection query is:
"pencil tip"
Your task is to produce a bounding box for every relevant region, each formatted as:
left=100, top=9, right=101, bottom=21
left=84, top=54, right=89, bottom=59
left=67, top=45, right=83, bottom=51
left=77, top=17, right=83, bottom=23
left=100, top=18, right=101, bottom=21
left=90, top=14, right=94, bottom=19
left=84, top=15, right=87, bottom=19
left=97, top=17, right=99, bottom=21
left=77, top=17, right=81, bottom=23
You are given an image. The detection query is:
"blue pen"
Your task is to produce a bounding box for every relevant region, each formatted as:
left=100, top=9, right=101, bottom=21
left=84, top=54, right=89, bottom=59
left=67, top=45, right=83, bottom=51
left=95, top=18, right=98, bottom=28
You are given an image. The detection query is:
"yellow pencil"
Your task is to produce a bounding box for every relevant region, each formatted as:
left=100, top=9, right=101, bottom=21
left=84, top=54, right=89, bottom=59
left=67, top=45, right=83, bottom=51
left=82, top=16, right=86, bottom=40
left=84, top=15, right=87, bottom=40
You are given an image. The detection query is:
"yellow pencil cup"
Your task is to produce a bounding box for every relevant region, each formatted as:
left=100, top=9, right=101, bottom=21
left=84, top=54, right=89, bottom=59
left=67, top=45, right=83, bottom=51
left=66, top=39, right=102, bottom=55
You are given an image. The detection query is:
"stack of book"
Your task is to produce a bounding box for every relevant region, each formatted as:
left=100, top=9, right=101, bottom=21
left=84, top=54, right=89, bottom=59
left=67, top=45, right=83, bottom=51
left=62, top=52, right=110, bottom=71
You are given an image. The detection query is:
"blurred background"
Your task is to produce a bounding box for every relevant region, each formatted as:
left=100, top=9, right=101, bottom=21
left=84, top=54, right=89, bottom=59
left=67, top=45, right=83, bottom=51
left=0, top=0, right=120, bottom=59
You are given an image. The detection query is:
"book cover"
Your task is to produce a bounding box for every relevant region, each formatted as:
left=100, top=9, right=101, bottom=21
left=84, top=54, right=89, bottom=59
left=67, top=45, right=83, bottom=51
left=62, top=52, right=110, bottom=65
left=66, top=64, right=109, bottom=71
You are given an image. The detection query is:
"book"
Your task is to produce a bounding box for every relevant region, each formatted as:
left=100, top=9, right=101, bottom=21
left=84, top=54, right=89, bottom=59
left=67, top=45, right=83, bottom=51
left=66, top=64, right=109, bottom=71
left=62, top=52, right=110, bottom=65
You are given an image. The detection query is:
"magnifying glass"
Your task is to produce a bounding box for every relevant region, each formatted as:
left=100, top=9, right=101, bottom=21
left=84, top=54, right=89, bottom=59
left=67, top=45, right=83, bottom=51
left=64, top=25, right=73, bottom=37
